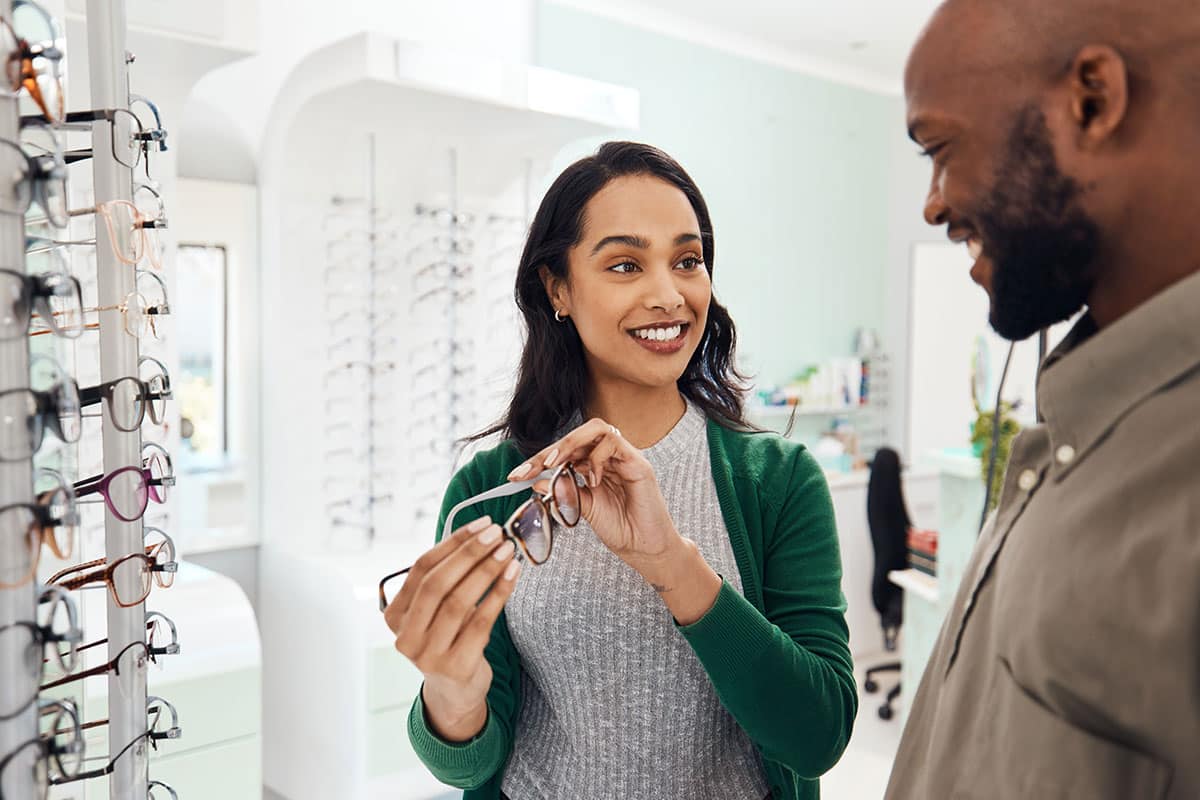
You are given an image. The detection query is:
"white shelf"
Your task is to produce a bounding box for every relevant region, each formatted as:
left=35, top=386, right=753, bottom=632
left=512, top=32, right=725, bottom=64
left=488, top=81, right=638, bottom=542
left=889, top=568, right=940, bottom=603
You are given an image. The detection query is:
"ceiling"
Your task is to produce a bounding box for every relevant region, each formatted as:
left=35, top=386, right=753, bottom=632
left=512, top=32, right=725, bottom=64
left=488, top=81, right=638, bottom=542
left=547, top=0, right=945, bottom=94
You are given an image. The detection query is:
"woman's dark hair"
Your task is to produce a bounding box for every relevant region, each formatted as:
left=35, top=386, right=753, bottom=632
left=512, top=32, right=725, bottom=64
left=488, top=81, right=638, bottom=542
left=470, top=141, right=753, bottom=456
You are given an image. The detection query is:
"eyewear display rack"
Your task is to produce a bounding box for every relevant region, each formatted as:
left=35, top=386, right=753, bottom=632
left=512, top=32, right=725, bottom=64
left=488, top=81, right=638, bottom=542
left=0, top=0, right=39, bottom=791
left=89, top=0, right=152, bottom=796
left=0, top=0, right=176, bottom=797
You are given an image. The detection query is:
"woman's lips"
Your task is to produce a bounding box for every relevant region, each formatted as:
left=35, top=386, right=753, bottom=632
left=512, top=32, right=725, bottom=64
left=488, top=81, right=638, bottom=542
left=628, top=324, right=689, bottom=354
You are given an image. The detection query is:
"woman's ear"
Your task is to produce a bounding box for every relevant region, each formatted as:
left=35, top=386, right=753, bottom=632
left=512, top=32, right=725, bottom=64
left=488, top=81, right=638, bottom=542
left=539, top=265, right=570, bottom=319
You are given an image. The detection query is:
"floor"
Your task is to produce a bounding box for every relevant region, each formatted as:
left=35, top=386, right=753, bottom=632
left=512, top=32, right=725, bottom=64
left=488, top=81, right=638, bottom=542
left=822, top=655, right=905, bottom=799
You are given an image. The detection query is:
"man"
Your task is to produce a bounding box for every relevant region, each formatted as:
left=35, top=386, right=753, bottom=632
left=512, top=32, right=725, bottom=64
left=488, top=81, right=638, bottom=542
left=889, top=0, right=1200, bottom=797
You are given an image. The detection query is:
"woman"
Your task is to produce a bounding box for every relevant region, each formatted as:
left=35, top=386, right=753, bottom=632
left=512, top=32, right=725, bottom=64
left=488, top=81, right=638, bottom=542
left=383, top=142, right=856, bottom=800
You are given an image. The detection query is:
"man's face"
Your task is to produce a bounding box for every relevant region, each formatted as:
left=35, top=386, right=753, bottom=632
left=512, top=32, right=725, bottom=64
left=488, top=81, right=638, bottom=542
left=904, top=8, right=1102, bottom=341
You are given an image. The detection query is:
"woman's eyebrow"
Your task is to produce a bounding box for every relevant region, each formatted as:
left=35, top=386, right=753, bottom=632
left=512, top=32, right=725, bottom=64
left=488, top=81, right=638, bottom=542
left=589, top=232, right=701, bottom=255
left=591, top=234, right=650, bottom=255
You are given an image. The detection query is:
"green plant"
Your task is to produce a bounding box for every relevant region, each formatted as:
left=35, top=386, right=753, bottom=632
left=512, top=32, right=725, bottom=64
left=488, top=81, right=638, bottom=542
left=971, top=403, right=1021, bottom=514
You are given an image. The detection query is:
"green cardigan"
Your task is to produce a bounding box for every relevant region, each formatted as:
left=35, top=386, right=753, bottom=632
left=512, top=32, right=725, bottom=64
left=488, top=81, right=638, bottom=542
left=407, top=419, right=857, bottom=800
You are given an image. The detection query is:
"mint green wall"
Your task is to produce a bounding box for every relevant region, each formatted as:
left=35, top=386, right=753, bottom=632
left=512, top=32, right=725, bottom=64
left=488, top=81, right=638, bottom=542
left=535, top=3, right=893, bottom=389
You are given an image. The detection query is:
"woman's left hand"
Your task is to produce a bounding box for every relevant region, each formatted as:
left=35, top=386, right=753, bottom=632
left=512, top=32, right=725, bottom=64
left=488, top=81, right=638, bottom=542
left=509, top=418, right=684, bottom=570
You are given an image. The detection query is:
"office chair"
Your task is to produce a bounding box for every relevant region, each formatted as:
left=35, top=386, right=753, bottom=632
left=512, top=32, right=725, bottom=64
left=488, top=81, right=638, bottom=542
left=864, top=447, right=910, bottom=721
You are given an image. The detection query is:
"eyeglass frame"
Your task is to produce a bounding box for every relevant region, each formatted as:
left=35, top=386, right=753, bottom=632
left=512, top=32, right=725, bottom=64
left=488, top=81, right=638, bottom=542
left=0, top=699, right=84, bottom=799
left=0, top=486, right=79, bottom=589
left=0, top=265, right=82, bottom=340
left=377, top=463, right=582, bottom=611
left=0, top=379, right=81, bottom=462
left=0, top=586, right=82, bottom=721
left=2, top=1, right=65, bottom=124
left=79, top=361, right=171, bottom=431
left=71, top=459, right=173, bottom=523
left=49, top=696, right=180, bottom=787
left=0, top=131, right=67, bottom=227
left=49, top=528, right=177, bottom=592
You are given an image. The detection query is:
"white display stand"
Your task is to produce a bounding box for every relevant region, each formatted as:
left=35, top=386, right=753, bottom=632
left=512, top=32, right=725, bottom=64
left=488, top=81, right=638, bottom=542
left=256, top=33, right=638, bottom=799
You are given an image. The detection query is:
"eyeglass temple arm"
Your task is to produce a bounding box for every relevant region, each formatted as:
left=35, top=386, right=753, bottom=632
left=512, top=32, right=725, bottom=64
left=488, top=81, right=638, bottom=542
left=440, top=468, right=557, bottom=542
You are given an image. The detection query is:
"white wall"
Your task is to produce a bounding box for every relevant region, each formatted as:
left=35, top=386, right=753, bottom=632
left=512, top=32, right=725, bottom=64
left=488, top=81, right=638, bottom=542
left=172, top=179, right=261, bottom=551
left=190, top=0, right=537, bottom=162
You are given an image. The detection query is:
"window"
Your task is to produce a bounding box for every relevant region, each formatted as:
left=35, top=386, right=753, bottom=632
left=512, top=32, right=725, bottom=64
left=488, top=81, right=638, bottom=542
left=175, top=243, right=228, bottom=466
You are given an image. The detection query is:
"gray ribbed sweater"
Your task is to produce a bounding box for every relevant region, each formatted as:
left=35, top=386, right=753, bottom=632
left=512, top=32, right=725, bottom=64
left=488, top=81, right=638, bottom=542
left=499, top=403, right=769, bottom=800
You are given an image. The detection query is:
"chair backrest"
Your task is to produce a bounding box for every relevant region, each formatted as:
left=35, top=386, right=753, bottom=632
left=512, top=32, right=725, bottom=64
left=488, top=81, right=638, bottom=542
left=867, top=447, right=911, bottom=645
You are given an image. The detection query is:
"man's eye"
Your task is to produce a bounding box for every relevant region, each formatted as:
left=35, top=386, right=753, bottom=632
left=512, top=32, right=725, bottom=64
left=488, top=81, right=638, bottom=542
left=920, top=143, right=947, bottom=161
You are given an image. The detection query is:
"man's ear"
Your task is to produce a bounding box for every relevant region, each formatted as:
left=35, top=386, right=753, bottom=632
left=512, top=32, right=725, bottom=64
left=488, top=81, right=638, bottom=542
left=539, top=265, right=569, bottom=317
left=1068, top=44, right=1129, bottom=146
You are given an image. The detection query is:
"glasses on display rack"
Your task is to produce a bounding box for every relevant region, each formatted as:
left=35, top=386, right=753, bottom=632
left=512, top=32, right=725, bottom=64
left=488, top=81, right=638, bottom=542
left=0, top=586, right=81, bottom=720
left=91, top=199, right=165, bottom=269
left=0, top=262, right=83, bottom=340
left=404, top=234, right=475, bottom=264
left=378, top=463, right=583, bottom=610
left=72, top=444, right=175, bottom=522
left=0, top=131, right=67, bottom=227
left=133, top=181, right=167, bottom=226
left=412, top=203, right=477, bottom=229
left=0, top=470, right=78, bottom=589
left=409, top=285, right=476, bottom=312
left=50, top=696, right=180, bottom=788
left=408, top=337, right=473, bottom=365
left=129, top=95, right=168, bottom=163
left=46, top=534, right=177, bottom=611
left=323, top=360, right=396, bottom=387
left=23, top=199, right=165, bottom=270
left=327, top=333, right=400, bottom=359
left=0, top=376, right=81, bottom=462
left=53, top=107, right=146, bottom=169
left=31, top=290, right=166, bottom=340
left=71, top=527, right=176, bottom=587
left=73, top=608, right=179, bottom=662
left=39, top=638, right=155, bottom=692
left=0, top=699, right=84, bottom=799
left=1, top=0, right=66, bottom=124
left=79, top=358, right=171, bottom=431
left=148, top=780, right=178, bottom=800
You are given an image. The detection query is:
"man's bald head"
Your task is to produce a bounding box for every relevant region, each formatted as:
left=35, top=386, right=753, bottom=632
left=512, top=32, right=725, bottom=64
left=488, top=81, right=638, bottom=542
left=904, top=0, right=1200, bottom=338
left=909, top=0, right=1200, bottom=121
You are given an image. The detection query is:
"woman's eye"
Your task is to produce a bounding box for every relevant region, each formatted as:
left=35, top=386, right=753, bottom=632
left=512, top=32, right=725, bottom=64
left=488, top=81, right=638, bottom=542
left=609, top=262, right=640, bottom=274
left=677, top=257, right=704, bottom=271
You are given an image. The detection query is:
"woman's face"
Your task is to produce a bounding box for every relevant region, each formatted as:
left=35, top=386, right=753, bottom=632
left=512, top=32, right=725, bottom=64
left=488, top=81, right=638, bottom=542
left=548, top=174, right=712, bottom=392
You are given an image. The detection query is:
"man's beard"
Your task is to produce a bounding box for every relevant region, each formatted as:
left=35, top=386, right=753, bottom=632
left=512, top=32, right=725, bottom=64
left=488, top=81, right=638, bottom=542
left=975, top=106, right=1101, bottom=341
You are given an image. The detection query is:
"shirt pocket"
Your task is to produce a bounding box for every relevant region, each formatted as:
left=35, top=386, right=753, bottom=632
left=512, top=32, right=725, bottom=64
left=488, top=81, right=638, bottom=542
left=952, top=658, right=1171, bottom=800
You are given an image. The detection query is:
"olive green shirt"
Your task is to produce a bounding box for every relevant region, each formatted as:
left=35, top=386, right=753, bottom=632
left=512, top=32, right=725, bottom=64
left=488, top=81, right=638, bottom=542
left=887, top=269, right=1200, bottom=799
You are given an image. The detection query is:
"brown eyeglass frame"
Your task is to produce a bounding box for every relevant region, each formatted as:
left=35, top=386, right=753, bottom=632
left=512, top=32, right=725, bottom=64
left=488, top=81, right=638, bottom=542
left=39, top=639, right=153, bottom=692
left=377, top=463, right=582, bottom=611
left=48, top=546, right=176, bottom=608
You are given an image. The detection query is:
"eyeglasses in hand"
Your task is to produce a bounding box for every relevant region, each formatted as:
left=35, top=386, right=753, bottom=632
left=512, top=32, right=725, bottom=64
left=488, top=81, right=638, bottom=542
left=378, top=463, right=582, bottom=610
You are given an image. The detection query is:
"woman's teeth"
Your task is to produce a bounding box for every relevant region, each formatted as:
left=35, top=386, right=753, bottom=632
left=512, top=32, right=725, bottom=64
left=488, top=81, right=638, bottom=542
left=632, top=325, right=683, bottom=341
left=967, top=239, right=984, bottom=261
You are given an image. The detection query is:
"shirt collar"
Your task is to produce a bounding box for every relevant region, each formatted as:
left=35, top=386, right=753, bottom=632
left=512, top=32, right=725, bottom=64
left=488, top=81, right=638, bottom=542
left=1036, top=269, right=1200, bottom=479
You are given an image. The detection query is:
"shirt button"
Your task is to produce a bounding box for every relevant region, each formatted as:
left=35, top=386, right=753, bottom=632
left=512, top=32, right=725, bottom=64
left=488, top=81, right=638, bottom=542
left=1018, top=469, right=1038, bottom=491
left=1056, top=444, right=1076, bottom=465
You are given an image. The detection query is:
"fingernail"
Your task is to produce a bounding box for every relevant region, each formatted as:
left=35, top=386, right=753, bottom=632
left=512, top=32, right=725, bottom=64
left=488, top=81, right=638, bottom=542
left=467, top=516, right=492, bottom=534
left=544, top=448, right=559, bottom=468
left=504, top=560, right=521, bottom=580
left=493, top=540, right=515, bottom=560
left=508, top=463, right=532, bottom=480
left=478, top=525, right=502, bottom=545
left=591, top=472, right=600, bottom=488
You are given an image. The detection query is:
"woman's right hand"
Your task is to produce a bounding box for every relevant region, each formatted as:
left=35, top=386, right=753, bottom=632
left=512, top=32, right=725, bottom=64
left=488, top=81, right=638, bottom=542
left=383, top=515, right=521, bottom=741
